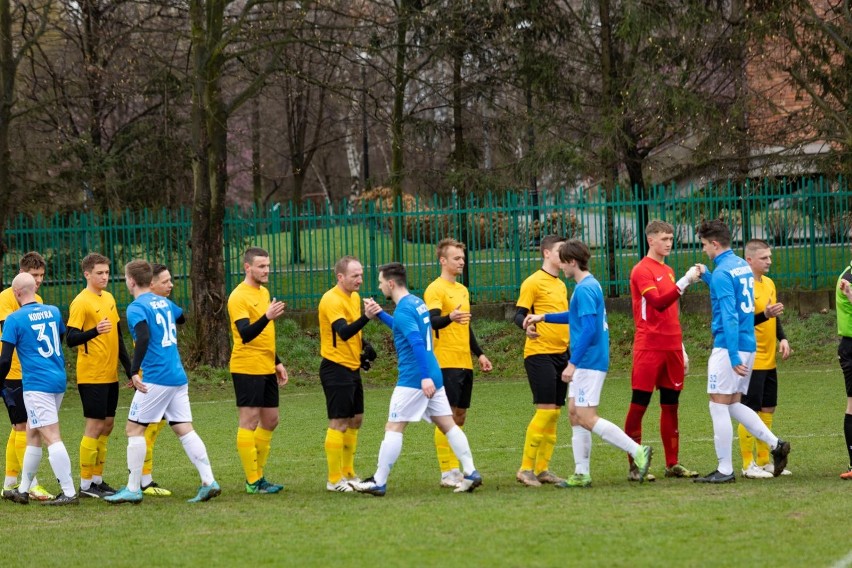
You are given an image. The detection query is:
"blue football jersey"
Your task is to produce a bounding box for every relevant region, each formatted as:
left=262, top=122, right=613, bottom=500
left=1, top=303, right=67, bottom=393
left=393, top=294, right=443, bottom=389
left=709, top=250, right=757, bottom=365
left=568, top=275, right=609, bottom=372
left=127, top=292, right=187, bottom=387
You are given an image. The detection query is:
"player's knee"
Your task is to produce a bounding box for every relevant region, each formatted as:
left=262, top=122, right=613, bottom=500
left=631, top=389, right=653, bottom=407
left=658, top=388, right=680, bottom=406
left=348, top=414, right=364, bottom=429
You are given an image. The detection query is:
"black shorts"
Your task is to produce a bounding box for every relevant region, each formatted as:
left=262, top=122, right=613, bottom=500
left=232, top=373, right=280, bottom=408
left=2, top=379, right=26, bottom=425
left=78, top=382, right=120, bottom=420
left=319, top=359, right=364, bottom=419
left=524, top=352, right=569, bottom=406
left=839, top=337, right=852, bottom=397
left=741, top=369, right=778, bottom=410
left=442, top=368, right=473, bottom=409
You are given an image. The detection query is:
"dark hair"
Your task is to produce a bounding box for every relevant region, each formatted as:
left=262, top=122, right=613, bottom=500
left=19, top=251, right=46, bottom=271
left=559, top=239, right=591, bottom=271
left=151, top=263, right=169, bottom=277
left=81, top=253, right=110, bottom=274
left=697, top=219, right=731, bottom=247
left=125, top=259, right=153, bottom=287
left=244, top=247, right=269, bottom=265
left=540, top=235, right=567, bottom=256
left=379, top=262, right=407, bottom=287
left=745, top=239, right=771, bottom=257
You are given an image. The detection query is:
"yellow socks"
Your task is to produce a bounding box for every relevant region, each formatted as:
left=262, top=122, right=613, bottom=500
left=5, top=430, right=18, bottom=479
left=522, top=409, right=554, bottom=471
left=435, top=427, right=452, bottom=473
left=755, top=411, right=774, bottom=466
left=738, top=423, right=755, bottom=469
left=237, top=427, right=259, bottom=484
left=143, top=420, right=165, bottom=476
left=341, top=428, right=359, bottom=478
left=93, top=435, right=109, bottom=479
left=80, top=436, right=99, bottom=482
left=325, top=429, right=345, bottom=484
left=14, top=430, right=26, bottom=475
left=535, top=409, right=560, bottom=474
left=255, top=427, right=274, bottom=479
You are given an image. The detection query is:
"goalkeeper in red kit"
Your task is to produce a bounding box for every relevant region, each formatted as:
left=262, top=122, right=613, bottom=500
left=624, top=220, right=701, bottom=481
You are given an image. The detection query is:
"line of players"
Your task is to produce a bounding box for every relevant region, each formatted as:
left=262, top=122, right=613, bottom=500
left=0, top=217, right=815, bottom=504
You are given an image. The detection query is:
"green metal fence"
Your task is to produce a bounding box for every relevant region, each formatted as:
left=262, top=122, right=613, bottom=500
left=2, top=176, right=849, bottom=314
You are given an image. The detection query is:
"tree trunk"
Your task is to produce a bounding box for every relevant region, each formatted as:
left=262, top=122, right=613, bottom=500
left=0, top=0, right=12, bottom=276
left=451, top=36, right=471, bottom=285
left=730, top=0, right=751, bottom=243
left=389, top=2, right=410, bottom=262
left=291, top=171, right=305, bottom=265
left=623, top=139, right=648, bottom=258
left=599, top=0, right=620, bottom=297
left=251, top=97, right=262, bottom=211
left=188, top=0, right=230, bottom=367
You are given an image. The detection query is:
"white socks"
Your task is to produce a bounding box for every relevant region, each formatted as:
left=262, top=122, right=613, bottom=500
left=19, top=445, right=42, bottom=493
left=127, top=436, right=147, bottom=492
left=180, top=431, right=215, bottom=485
left=729, top=402, right=779, bottom=448
left=46, top=442, right=75, bottom=497
left=374, top=431, right=403, bottom=486
left=592, top=418, right=642, bottom=455
left=445, top=426, right=475, bottom=475
left=572, top=425, right=592, bottom=475
left=709, top=402, right=734, bottom=475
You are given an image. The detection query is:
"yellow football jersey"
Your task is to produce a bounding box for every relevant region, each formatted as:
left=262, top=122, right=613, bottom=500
left=228, top=282, right=277, bottom=374
left=516, top=269, right=570, bottom=358
left=423, top=277, right=473, bottom=370
left=318, top=286, right=363, bottom=371
left=753, top=275, right=778, bottom=370
left=67, top=289, right=121, bottom=383
left=0, top=287, right=43, bottom=380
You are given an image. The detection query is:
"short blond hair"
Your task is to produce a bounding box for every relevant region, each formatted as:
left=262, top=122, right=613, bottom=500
left=645, top=220, right=674, bottom=237
left=436, top=238, right=465, bottom=260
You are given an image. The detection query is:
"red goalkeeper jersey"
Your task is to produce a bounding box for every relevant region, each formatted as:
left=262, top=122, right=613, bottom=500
left=630, top=256, right=683, bottom=351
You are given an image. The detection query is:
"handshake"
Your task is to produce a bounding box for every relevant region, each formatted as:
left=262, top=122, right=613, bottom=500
left=677, top=264, right=706, bottom=292
left=360, top=340, right=378, bottom=371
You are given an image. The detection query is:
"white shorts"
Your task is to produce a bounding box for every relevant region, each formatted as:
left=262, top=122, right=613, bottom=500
left=388, top=386, right=452, bottom=423
left=707, top=348, right=755, bottom=395
left=23, top=391, right=64, bottom=429
left=128, top=384, right=193, bottom=425
left=568, top=369, right=606, bottom=407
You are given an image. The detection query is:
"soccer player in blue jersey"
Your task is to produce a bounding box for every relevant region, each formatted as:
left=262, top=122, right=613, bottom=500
left=693, top=220, right=790, bottom=483
left=354, top=262, right=482, bottom=496
left=0, top=273, right=78, bottom=505
left=105, top=260, right=221, bottom=504
left=524, top=240, right=653, bottom=487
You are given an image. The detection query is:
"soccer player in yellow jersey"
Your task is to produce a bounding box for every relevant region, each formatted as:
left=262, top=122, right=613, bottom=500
left=739, top=239, right=792, bottom=479
left=228, top=247, right=289, bottom=494
left=0, top=251, right=55, bottom=501
left=318, top=256, right=381, bottom=492
left=513, top=235, right=570, bottom=486
left=424, top=239, right=492, bottom=488
left=135, top=263, right=177, bottom=496
left=66, top=253, right=131, bottom=498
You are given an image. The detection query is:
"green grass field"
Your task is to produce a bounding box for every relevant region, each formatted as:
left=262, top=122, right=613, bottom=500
left=3, top=312, right=850, bottom=567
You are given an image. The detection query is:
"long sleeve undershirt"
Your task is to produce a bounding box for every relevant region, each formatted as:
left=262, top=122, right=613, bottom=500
left=130, top=321, right=150, bottom=376
left=331, top=316, right=370, bottom=341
